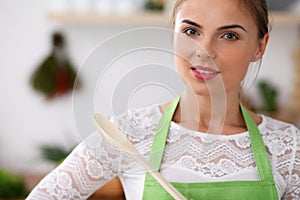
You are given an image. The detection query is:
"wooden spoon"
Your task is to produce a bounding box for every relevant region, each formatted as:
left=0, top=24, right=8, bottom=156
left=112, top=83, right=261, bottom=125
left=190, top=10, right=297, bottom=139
left=92, top=113, right=186, bottom=200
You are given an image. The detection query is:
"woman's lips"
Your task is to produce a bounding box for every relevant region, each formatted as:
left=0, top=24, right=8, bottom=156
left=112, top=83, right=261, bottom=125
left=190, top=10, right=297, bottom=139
left=191, top=66, right=220, bottom=80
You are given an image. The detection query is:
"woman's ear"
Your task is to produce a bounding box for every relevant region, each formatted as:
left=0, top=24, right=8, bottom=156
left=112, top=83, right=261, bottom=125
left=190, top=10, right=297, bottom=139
left=252, top=33, right=270, bottom=62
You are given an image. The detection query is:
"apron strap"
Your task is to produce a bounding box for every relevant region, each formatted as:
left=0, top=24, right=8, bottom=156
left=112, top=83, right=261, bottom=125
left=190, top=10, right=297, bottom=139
left=240, top=104, right=275, bottom=183
left=148, top=97, right=180, bottom=170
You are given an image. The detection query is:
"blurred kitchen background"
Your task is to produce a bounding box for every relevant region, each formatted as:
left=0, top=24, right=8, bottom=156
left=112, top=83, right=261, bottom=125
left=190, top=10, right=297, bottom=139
left=1, top=0, right=300, bottom=198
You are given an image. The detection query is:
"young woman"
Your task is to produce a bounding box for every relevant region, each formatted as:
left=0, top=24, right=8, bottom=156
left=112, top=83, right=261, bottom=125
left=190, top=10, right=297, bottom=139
left=27, top=0, right=300, bottom=199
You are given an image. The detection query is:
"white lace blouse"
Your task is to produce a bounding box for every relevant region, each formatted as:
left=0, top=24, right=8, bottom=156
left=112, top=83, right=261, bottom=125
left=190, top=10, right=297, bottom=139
left=27, top=104, right=300, bottom=200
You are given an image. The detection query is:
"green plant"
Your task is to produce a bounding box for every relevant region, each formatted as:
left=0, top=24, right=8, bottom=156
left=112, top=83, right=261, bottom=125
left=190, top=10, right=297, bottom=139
left=0, top=169, right=28, bottom=198
left=40, top=145, right=74, bottom=164
left=145, top=0, right=164, bottom=11
left=258, top=80, right=278, bottom=114
left=30, top=32, right=79, bottom=99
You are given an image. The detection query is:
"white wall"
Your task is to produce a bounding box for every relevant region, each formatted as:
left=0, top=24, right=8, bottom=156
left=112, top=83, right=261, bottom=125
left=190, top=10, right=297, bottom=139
left=0, top=0, right=72, bottom=173
left=0, top=0, right=300, bottom=174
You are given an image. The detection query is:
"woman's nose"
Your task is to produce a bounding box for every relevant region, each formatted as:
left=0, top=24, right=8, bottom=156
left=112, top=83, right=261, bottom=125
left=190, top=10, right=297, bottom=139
left=196, top=38, right=216, bottom=60
left=196, top=49, right=211, bottom=59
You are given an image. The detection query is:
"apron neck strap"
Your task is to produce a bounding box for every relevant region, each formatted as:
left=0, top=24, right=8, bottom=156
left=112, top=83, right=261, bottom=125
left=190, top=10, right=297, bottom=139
left=148, top=98, right=275, bottom=183
left=240, top=104, right=274, bottom=182
left=148, top=97, right=179, bottom=170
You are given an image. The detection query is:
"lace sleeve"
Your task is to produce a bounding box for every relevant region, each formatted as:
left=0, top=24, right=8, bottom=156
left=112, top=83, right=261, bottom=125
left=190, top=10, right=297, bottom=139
left=26, top=131, right=130, bottom=200
left=283, top=127, right=300, bottom=200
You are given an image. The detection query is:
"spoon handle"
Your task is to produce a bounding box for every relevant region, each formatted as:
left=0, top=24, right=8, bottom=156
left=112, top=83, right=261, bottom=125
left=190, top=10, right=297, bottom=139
left=92, top=114, right=186, bottom=200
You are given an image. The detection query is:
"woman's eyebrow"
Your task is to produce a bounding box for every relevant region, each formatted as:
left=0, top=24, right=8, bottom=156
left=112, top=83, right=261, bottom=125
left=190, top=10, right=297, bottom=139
left=217, top=24, right=248, bottom=32
left=181, top=19, right=247, bottom=33
left=181, top=19, right=202, bottom=28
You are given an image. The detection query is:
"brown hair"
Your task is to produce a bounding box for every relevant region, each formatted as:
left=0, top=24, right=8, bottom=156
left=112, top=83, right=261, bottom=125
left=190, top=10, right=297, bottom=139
left=170, top=0, right=270, bottom=39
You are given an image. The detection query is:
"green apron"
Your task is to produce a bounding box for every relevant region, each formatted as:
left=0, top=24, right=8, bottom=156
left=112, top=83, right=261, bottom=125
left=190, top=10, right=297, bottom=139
left=142, top=98, right=279, bottom=199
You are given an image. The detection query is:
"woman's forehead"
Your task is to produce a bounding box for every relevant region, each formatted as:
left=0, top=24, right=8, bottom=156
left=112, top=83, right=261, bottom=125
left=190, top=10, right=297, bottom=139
left=177, top=0, right=243, bottom=18
left=175, top=0, right=255, bottom=28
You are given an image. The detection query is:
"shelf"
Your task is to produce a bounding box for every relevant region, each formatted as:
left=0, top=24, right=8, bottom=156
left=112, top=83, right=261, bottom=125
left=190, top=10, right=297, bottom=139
left=48, top=11, right=300, bottom=26
left=48, top=12, right=169, bottom=26
left=270, top=11, right=300, bottom=26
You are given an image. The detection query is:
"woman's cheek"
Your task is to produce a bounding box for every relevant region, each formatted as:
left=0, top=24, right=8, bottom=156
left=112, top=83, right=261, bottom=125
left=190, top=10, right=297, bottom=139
left=175, top=56, right=187, bottom=73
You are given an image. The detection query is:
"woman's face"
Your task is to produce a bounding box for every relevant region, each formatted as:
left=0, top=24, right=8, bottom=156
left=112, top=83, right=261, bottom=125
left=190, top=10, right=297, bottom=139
left=174, top=0, right=268, bottom=96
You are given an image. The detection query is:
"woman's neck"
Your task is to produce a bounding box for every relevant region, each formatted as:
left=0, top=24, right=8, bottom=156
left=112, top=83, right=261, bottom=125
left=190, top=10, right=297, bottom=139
left=172, top=89, right=248, bottom=134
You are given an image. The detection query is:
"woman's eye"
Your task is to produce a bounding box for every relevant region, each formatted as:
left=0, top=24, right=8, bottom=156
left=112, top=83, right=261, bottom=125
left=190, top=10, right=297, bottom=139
left=222, top=32, right=239, bottom=40
left=184, top=28, right=199, bottom=36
